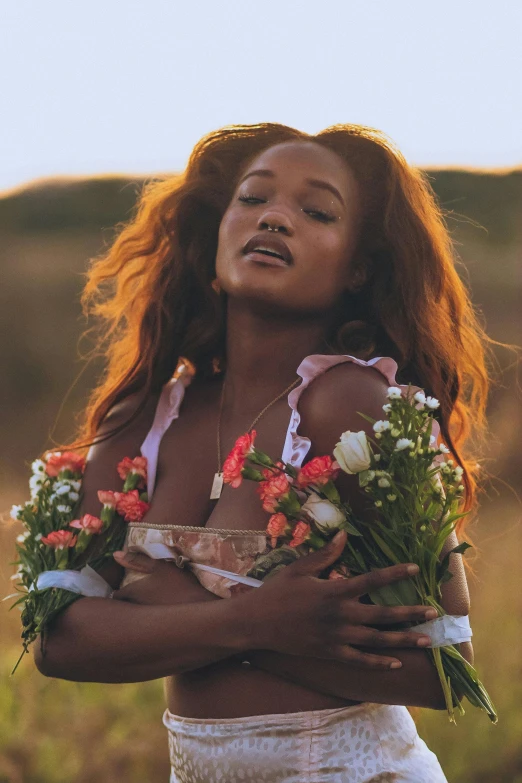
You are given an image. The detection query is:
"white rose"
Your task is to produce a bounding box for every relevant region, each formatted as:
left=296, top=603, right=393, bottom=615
left=425, top=396, right=440, bottom=409
left=372, top=420, right=390, bottom=433
left=301, top=492, right=346, bottom=532
left=414, top=391, right=426, bottom=406
left=334, top=430, right=371, bottom=474
left=382, top=403, right=392, bottom=413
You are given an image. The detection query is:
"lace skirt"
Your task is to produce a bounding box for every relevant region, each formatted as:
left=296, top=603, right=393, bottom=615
left=162, top=701, right=448, bottom=782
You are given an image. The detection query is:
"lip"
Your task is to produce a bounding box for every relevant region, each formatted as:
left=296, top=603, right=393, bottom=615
left=242, top=233, right=293, bottom=264
left=244, top=251, right=290, bottom=268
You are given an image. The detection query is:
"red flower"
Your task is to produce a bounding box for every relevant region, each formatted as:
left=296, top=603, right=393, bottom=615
left=97, top=490, right=118, bottom=508
left=296, top=456, right=340, bottom=489
left=266, top=512, right=289, bottom=547
left=223, top=431, right=257, bottom=489
left=289, top=521, right=312, bottom=547
left=69, top=514, right=104, bottom=534
left=45, top=451, right=86, bottom=478
left=114, top=490, right=150, bottom=523
left=117, top=456, right=148, bottom=484
left=41, top=529, right=78, bottom=549
left=257, top=472, right=291, bottom=513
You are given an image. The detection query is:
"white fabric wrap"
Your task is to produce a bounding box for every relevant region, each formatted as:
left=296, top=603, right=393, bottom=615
left=29, top=565, right=113, bottom=598
left=410, top=614, right=472, bottom=647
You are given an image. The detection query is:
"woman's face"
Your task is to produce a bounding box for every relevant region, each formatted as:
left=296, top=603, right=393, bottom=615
left=215, top=140, right=365, bottom=315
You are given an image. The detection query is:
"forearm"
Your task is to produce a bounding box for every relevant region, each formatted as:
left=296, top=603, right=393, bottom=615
left=34, top=592, right=252, bottom=683
left=245, top=641, right=474, bottom=709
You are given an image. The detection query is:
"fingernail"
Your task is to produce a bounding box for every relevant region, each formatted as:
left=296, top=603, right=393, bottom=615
left=333, top=531, right=345, bottom=542
left=390, top=661, right=402, bottom=669
left=425, top=609, right=437, bottom=619
left=407, top=565, right=419, bottom=574
left=417, top=637, right=431, bottom=646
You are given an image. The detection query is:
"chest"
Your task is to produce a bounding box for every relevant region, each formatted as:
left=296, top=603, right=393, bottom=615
left=142, top=391, right=296, bottom=532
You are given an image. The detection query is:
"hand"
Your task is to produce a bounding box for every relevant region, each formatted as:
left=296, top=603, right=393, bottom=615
left=246, top=531, right=436, bottom=670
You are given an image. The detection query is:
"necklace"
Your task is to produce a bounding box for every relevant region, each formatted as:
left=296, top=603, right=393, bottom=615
left=210, top=374, right=301, bottom=499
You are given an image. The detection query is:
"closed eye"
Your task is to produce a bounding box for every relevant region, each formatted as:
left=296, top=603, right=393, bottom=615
left=238, top=195, right=336, bottom=224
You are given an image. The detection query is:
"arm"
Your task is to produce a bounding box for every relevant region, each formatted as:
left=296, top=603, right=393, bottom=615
left=245, top=363, right=473, bottom=709
left=33, top=392, right=253, bottom=683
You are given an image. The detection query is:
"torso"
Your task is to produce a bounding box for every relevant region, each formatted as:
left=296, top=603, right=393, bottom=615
left=136, top=372, right=362, bottom=718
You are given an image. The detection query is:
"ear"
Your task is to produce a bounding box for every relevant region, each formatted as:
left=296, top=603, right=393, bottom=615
left=345, top=254, right=373, bottom=293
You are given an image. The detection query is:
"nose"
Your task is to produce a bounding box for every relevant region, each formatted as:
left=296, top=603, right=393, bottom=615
left=257, top=209, right=294, bottom=235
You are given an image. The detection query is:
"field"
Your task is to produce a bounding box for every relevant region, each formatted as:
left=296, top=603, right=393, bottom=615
left=1, top=170, right=521, bottom=782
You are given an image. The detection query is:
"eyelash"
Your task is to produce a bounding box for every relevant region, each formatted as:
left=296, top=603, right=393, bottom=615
left=238, top=194, right=336, bottom=224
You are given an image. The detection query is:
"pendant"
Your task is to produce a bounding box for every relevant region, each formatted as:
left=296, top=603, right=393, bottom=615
left=210, top=472, right=224, bottom=500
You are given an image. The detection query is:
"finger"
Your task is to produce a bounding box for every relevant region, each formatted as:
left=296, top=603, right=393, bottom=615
left=351, top=603, right=439, bottom=625
left=337, top=626, right=432, bottom=648
left=113, top=551, right=156, bottom=573
left=288, top=531, right=347, bottom=576
left=329, top=563, right=420, bottom=599
left=324, top=645, right=403, bottom=670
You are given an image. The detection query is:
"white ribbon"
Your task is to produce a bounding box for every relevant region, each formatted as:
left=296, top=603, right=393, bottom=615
left=28, top=564, right=113, bottom=598
left=189, top=562, right=264, bottom=588
left=410, top=614, right=472, bottom=647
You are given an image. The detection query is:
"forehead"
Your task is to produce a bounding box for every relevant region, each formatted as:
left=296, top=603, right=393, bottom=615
left=240, top=141, right=358, bottom=201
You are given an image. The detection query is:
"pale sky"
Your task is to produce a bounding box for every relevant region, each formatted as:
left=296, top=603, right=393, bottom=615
left=1, top=0, right=521, bottom=193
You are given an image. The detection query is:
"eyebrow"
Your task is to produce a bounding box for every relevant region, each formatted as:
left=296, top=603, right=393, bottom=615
left=238, top=168, right=345, bottom=208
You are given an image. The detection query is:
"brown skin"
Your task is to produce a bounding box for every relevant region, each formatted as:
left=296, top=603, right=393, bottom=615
left=36, top=141, right=473, bottom=716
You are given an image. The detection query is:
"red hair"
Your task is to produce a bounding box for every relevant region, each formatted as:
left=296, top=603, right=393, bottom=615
left=48, top=122, right=514, bottom=556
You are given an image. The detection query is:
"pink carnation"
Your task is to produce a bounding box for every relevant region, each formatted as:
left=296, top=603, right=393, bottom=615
left=223, top=431, right=257, bottom=489
left=45, top=451, right=86, bottom=477
left=117, top=456, right=148, bottom=485
left=289, top=521, right=312, bottom=548
left=69, top=514, right=104, bottom=534
left=257, top=472, right=291, bottom=513
left=296, top=455, right=340, bottom=489
left=97, top=490, right=118, bottom=508
left=114, top=490, right=150, bottom=523
left=266, top=512, right=289, bottom=547
left=41, top=529, right=78, bottom=549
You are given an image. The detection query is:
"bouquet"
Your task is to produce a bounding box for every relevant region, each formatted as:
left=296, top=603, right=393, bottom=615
left=6, top=452, right=150, bottom=674
left=222, top=384, right=497, bottom=725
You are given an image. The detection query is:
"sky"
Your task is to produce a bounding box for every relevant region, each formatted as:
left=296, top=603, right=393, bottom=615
left=1, top=1, right=521, bottom=194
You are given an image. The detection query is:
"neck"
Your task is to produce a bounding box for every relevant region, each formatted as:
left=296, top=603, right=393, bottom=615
left=221, top=298, right=333, bottom=412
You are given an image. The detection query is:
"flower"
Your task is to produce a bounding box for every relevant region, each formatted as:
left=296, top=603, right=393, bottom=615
left=223, top=431, right=257, bottom=488
left=41, top=530, right=78, bottom=549
left=98, top=490, right=118, bottom=508
left=414, top=391, right=427, bottom=406
left=374, top=500, right=383, bottom=507
left=391, top=428, right=401, bottom=437
left=56, top=504, right=72, bottom=514
left=301, top=492, right=346, bottom=532
left=333, top=430, right=371, bottom=474
left=386, top=387, right=402, bottom=399
left=10, top=505, right=23, bottom=520
left=114, top=490, right=150, bottom=522
left=257, top=472, right=291, bottom=513
left=394, top=438, right=414, bottom=451
left=382, top=403, right=392, bottom=413
left=377, top=477, right=391, bottom=488
left=45, top=451, right=86, bottom=477
left=266, top=512, right=290, bottom=547
left=289, top=521, right=312, bottom=547
left=31, top=459, right=46, bottom=475
left=386, top=494, right=397, bottom=502
left=117, top=456, right=148, bottom=483
left=439, top=443, right=450, bottom=454
left=69, top=514, right=104, bottom=534
left=372, top=420, right=391, bottom=433
left=296, top=455, right=340, bottom=489
left=425, top=396, right=440, bottom=409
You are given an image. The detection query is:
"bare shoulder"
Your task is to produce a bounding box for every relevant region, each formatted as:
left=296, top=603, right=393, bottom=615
left=298, top=360, right=390, bottom=456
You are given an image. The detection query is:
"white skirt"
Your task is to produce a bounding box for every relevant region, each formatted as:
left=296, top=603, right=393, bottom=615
left=163, top=701, right=448, bottom=782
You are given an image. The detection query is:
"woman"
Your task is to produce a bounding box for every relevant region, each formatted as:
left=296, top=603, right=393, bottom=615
left=35, top=123, right=493, bottom=781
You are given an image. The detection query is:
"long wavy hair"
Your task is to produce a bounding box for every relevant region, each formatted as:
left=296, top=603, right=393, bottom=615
left=50, top=122, right=510, bottom=551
